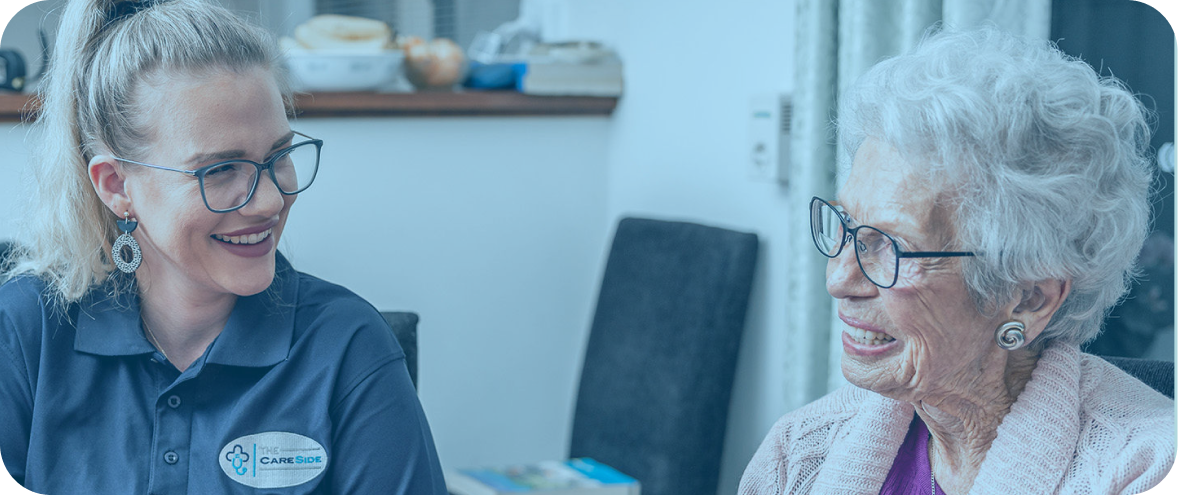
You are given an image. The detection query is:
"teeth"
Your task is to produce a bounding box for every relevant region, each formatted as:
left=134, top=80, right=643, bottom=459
left=849, top=328, right=896, bottom=346
left=213, top=228, right=272, bottom=245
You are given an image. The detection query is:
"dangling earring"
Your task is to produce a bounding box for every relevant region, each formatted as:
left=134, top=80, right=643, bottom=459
left=995, top=321, right=1026, bottom=350
left=112, top=211, right=142, bottom=273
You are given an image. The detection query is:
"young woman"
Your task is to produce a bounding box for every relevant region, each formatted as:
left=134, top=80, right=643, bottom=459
left=0, top=1, right=446, bottom=493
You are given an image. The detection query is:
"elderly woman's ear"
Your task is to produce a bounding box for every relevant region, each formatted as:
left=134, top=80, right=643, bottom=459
left=88, top=154, right=132, bottom=216
left=1011, top=279, right=1072, bottom=343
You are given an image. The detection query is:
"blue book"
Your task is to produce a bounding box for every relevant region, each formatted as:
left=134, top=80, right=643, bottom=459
left=446, top=458, right=640, bottom=495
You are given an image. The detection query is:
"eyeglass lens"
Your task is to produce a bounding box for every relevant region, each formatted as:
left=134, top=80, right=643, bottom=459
left=852, top=226, right=898, bottom=287
left=810, top=198, right=900, bottom=288
left=201, top=142, right=319, bottom=211
left=811, top=199, right=846, bottom=256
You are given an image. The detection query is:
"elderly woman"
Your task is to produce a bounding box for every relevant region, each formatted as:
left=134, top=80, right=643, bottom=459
left=739, top=27, right=1174, bottom=494
left=0, top=0, right=445, bottom=493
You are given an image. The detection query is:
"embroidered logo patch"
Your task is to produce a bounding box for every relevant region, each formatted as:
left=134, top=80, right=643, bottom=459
left=219, top=432, right=328, bottom=488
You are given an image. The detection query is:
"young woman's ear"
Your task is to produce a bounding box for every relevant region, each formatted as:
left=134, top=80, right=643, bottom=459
left=89, top=154, right=131, bottom=215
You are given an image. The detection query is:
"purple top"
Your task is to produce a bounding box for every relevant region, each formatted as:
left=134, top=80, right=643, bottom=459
left=880, top=414, right=944, bottom=495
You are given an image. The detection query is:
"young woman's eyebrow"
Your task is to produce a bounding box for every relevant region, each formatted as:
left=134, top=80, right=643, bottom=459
left=184, top=131, right=295, bottom=165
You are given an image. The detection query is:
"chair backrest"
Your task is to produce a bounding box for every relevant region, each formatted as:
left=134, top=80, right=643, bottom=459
left=1100, top=355, right=1174, bottom=399
left=569, top=217, right=759, bottom=495
left=380, top=311, right=419, bottom=389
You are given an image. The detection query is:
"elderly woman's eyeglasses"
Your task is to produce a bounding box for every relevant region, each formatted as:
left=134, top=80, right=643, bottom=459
left=810, top=196, right=975, bottom=288
left=113, top=131, right=323, bottom=213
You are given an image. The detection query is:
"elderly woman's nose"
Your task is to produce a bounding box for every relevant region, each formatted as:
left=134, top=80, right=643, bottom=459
left=826, top=250, right=872, bottom=298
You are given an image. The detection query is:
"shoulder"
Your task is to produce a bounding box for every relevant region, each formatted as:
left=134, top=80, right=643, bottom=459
left=292, top=270, right=386, bottom=326
left=0, top=275, right=53, bottom=351
left=760, top=386, right=874, bottom=457
left=741, top=386, right=872, bottom=493
left=0, top=275, right=72, bottom=393
left=1073, top=353, right=1176, bottom=491
left=288, top=269, right=405, bottom=367
left=1077, top=353, right=1174, bottom=431
left=768, top=385, right=871, bottom=441
left=0, top=275, right=50, bottom=318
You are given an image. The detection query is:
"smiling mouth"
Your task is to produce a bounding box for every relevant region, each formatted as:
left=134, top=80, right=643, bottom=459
left=212, top=228, right=272, bottom=245
left=848, top=327, right=896, bottom=346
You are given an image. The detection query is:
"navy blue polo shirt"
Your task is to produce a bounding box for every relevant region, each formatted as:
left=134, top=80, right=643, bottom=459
left=0, top=254, right=446, bottom=494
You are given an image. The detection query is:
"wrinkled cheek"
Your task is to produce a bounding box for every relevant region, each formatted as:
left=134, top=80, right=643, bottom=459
left=894, top=262, right=923, bottom=287
left=899, top=342, right=926, bottom=386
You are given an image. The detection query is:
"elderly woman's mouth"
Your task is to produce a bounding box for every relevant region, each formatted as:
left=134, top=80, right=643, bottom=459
left=848, top=327, right=896, bottom=346
left=839, top=314, right=897, bottom=346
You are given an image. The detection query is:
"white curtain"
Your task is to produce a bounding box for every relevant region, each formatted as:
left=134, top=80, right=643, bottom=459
left=782, top=0, right=1052, bottom=403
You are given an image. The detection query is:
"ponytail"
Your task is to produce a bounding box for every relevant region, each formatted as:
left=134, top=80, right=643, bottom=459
left=11, top=0, right=121, bottom=305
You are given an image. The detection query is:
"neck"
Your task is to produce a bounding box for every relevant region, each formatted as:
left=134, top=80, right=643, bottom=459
left=918, top=346, right=1041, bottom=494
left=136, top=265, right=237, bottom=372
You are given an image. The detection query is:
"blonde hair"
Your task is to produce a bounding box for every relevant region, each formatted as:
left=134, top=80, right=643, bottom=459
left=6, top=0, right=292, bottom=305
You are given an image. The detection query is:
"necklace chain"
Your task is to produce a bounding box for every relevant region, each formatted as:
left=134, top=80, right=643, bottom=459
left=929, top=432, right=937, bottom=495
left=142, top=318, right=169, bottom=362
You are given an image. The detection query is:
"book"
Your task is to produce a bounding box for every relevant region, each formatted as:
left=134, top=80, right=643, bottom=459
left=446, top=458, right=640, bottom=495
left=517, top=58, right=624, bottom=97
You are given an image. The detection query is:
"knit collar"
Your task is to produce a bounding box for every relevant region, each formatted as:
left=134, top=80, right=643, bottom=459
left=969, top=342, right=1082, bottom=494
left=809, top=341, right=1082, bottom=495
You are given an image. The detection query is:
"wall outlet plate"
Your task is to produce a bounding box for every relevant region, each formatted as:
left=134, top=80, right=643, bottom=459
left=747, top=93, right=791, bottom=185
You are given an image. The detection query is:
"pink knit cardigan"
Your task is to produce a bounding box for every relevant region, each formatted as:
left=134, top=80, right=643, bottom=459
left=739, top=343, right=1176, bottom=494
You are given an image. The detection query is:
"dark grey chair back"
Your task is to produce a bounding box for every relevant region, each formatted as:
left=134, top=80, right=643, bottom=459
left=1101, top=355, right=1174, bottom=399
left=569, top=217, right=759, bottom=495
left=380, top=311, right=419, bottom=389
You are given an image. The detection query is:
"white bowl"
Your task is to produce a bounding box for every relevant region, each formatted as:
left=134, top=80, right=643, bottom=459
left=284, top=50, right=404, bottom=92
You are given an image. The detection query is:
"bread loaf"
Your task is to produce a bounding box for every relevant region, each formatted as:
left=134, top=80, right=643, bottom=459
left=292, top=14, right=393, bottom=51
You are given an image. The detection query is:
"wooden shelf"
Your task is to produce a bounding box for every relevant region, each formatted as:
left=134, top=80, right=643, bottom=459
left=0, top=91, right=618, bottom=122
left=0, top=93, right=36, bottom=121
left=293, top=91, right=617, bottom=117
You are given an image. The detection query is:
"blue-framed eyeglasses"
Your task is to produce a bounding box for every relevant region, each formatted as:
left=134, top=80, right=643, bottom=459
left=113, top=131, right=323, bottom=213
left=810, top=196, right=975, bottom=288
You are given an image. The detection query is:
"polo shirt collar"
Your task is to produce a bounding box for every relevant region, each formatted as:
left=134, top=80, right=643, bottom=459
left=74, top=253, right=300, bottom=368
left=74, top=278, right=156, bottom=357
left=205, top=254, right=299, bottom=367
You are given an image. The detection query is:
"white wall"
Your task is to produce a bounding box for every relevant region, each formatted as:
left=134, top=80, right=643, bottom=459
left=0, top=125, right=31, bottom=237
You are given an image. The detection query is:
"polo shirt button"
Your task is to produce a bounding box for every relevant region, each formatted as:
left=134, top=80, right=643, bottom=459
left=163, top=451, right=179, bottom=464
left=167, top=395, right=181, bottom=408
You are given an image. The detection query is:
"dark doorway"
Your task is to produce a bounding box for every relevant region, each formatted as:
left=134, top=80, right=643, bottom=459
left=1056, top=0, right=1176, bottom=360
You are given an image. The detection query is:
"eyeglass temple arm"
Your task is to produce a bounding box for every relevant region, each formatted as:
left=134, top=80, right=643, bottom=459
left=898, top=251, right=976, bottom=258
left=116, top=157, right=197, bottom=175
